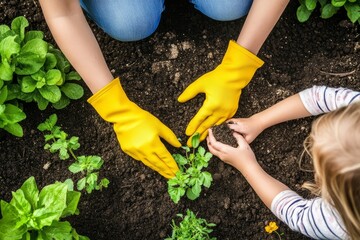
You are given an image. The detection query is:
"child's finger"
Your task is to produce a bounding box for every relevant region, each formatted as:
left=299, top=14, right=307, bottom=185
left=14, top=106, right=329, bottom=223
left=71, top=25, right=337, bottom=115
left=233, top=132, right=249, bottom=147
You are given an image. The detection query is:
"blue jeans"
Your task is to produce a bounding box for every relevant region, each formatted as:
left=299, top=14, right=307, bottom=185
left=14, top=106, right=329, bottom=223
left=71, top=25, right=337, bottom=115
left=80, top=0, right=253, bottom=42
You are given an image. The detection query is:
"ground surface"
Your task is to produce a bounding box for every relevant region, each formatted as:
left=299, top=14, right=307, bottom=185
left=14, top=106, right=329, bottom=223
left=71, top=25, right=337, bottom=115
left=0, top=0, right=359, bottom=239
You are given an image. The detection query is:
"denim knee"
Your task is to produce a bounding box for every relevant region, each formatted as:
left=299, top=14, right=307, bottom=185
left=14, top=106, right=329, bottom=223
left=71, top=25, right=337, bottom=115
left=80, top=0, right=165, bottom=42
left=190, top=0, right=253, bottom=21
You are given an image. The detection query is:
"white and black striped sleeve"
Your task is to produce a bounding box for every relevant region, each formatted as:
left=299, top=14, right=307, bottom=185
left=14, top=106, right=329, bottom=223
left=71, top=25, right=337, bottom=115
left=299, top=85, right=360, bottom=116
left=271, top=190, right=348, bottom=239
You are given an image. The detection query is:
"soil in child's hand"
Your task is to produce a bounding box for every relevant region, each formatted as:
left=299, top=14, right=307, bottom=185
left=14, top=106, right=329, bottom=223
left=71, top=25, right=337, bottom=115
left=211, top=122, right=238, bottom=148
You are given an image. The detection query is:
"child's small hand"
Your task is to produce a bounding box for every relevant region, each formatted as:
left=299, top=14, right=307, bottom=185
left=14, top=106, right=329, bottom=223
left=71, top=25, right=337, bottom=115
left=227, top=117, right=264, bottom=143
left=207, top=128, right=257, bottom=170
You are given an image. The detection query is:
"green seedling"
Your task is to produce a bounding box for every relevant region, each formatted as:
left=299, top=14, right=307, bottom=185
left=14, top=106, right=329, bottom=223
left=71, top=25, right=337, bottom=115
left=38, top=113, right=110, bottom=194
left=0, top=86, right=26, bottom=137
left=0, top=176, right=89, bottom=240
left=168, top=133, right=213, bottom=204
left=37, top=113, right=80, bottom=160
left=297, top=0, right=359, bottom=24
left=165, top=209, right=216, bottom=240
left=69, top=155, right=110, bottom=194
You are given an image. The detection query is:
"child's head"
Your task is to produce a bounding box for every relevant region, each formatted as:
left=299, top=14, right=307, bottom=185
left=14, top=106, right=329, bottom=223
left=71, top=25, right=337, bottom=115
left=304, top=102, right=360, bottom=239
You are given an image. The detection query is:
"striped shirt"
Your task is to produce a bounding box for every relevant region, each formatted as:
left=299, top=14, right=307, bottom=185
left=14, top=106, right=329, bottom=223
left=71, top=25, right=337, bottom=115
left=271, top=85, right=360, bottom=239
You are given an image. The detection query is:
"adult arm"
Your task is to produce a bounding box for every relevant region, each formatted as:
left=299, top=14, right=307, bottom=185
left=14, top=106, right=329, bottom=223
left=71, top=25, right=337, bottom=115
left=237, top=0, right=289, bottom=55
left=39, top=0, right=113, bottom=93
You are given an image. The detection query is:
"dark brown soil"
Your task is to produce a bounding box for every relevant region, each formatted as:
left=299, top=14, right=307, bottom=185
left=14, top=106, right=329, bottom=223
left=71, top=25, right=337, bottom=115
left=1, top=0, right=359, bottom=239
left=212, top=123, right=238, bottom=148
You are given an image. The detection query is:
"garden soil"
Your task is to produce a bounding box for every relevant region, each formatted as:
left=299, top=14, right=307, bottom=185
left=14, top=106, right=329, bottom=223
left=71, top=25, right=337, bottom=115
left=1, top=0, right=359, bottom=239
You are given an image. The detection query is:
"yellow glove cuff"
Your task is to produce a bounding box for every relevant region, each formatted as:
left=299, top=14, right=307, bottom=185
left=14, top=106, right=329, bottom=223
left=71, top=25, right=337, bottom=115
left=225, top=40, right=264, bottom=68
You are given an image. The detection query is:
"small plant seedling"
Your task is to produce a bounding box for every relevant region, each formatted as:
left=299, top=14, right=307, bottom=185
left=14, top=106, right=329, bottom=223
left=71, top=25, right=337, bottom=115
left=168, top=133, right=213, bottom=204
left=69, top=155, right=110, bottom=194
left=38, top=113, right=110, bottom=194
left=165, top=209, right=216, bottom=240
left=0, top=176, right=89, bottom=240
left=37, top=113, right=80, bottom=160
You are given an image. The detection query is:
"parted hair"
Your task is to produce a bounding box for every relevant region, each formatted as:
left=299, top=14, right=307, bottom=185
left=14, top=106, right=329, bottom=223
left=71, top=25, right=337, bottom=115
left=303, top=101, right=360, bottom=240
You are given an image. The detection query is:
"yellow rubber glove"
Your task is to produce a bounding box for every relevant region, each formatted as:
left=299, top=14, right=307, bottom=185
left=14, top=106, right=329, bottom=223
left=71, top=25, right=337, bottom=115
left=88, top=78, right=181, bottom=178
left=178, top=40, right=264, bottom=145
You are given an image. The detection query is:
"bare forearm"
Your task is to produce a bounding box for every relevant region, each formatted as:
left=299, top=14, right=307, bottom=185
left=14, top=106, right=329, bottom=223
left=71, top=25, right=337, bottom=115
left=237, top=0, right=289, bottom=54
left=39, top=0, right=114, bottom=93
left=235, top=161, right=289, bottom=208
left=253, top=94, right=311, bottom=131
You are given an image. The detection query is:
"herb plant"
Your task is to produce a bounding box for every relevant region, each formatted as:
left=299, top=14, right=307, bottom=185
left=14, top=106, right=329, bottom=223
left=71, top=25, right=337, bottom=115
left=38, top=113, right=109, bottom=194
left=0, top=176, right=89, bottom=240
left=165, top=209, right=216, bottom=240
left=0, top=16, right=83, bottom=111
left=297, top=0, right=360, bottom=23
left=168, top=133, right=213, bottom=204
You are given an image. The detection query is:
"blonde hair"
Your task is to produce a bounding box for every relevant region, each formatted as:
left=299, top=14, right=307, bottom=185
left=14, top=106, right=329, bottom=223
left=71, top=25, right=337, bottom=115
left=302, top=101, right=360, bottom=239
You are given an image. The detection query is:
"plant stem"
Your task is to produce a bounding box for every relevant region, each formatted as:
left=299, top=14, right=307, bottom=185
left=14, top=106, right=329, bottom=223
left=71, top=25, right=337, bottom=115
left=69, top=149, right=77, bottom=160
left=274, top=231, right=282, bottom=240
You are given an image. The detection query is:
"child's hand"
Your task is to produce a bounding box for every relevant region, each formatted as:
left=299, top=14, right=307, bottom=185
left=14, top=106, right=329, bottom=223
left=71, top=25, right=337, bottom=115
left=207, top=128, right=257, bottom=170
left=227, top=116, right=264, bottom=143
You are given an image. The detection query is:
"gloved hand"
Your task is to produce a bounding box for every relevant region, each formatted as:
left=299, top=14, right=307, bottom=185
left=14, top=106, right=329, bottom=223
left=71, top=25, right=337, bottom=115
left=88, top=78, right=181, bottom=178
left=178, top=40, right=264, bottom=146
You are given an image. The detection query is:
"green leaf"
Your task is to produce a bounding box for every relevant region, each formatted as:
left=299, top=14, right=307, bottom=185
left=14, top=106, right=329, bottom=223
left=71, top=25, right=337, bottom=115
left=297, top=3, right=313, bottom=22
left=202, top=172, right=212, bottom=188
left=37, top=114, right=57, bottom=132
left=321, top=3, right=339, bottom=19
left=52, top=95, right=70, bottom=110
left=65, top=71, right=81, bottom=81
left=0, top=25, right=11, bottom=38
left=60, top=83, right=84, bottom=100
left=344, top=2, right=360, bottom=23
left=20, top=76, right=37, bottom=93
left=11, top=16, right=29, bottom=42
left=0, top=218, right=27, bottom=240
left=186, top=187, right=200, bottom=200
left=331, top=0, right=346, bottom=7
left=24, top=30, right=44, bottom=44
left=44, top=53, right=57, bottom=71
left=191, top=132, right=200, bottom=148
left=0, top=35, right=21, bottom=59
left=10, top=189, right=32, bottom=216
left=3, top=103, right=26, bottom=122
left=41, top=221, right=73, bottom=240
left=45, top=69, right=62, bottom=85
left=0, top=61, right=14, bottom=81
left=32, top=182, right=68, bottom=228
left=15, top=38, right=48, bottom=75
left=0, top=86, right=8, bottom=105
left=38, top=85, right=61, bottom=103
left=77, top=178, right=86, bottom=191
left=68, top=162, right=83, bottom=174
left=34, top=91, right=49, bottom=110
left=3, top=122, right=23, bottom=137
left=20, top=177, right=39, bottom=211
left=61, top=191, right=81, bottom=218
left=305, top=0, right=317, bottom=10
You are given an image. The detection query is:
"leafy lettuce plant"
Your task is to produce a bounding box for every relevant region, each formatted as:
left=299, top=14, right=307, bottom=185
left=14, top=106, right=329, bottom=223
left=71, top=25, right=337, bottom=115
left=0, top=16, right=83, bottom=111
left=165, top=209, right=216, bottom=240
left=38, top=113, right=110, bottom=194
left=297, top=0, right=360, bottom=23
left=168, top=133, right=213, bottom=204
left=0, top=176, right=89, bottom=240
left=0, top=86, right=26, bottom=137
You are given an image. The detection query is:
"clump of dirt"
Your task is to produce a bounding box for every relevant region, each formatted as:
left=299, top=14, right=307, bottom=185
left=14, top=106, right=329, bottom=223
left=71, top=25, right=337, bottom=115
left=211, top=122, right=238, bottom=148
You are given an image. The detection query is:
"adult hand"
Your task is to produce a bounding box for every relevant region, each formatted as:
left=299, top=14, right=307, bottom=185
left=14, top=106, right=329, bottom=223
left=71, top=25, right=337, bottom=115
left=178, top=40, right=264, bottom=146
left=88, top=78, right=181, bottom=179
